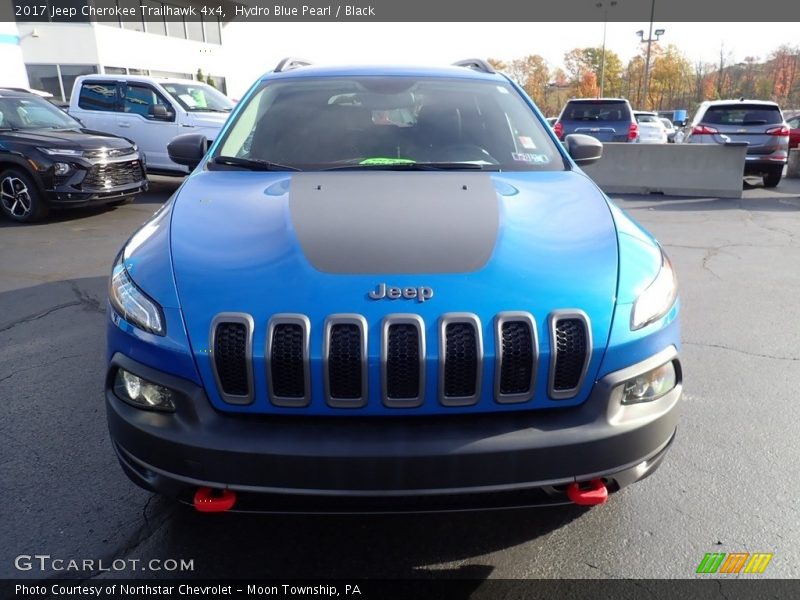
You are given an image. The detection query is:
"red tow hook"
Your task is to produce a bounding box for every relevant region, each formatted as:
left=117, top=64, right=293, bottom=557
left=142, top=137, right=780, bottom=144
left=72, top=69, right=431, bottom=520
left=193, top=487, right=237, bottom=513
left=566, top=479, right=608, bottom=506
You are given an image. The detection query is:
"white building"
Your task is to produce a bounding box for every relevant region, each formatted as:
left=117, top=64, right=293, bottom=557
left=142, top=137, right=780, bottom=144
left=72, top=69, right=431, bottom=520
left=3, top=0, right=237, bottom=101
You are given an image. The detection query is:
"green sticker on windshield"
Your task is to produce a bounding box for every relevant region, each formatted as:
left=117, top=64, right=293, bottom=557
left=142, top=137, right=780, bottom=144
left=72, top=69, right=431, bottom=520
left=359, top=157, right=416, bottom=165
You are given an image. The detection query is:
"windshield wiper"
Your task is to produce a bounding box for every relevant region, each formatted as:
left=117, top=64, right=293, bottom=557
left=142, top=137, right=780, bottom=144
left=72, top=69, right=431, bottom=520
left=323, top=162, right=495, bottom=171
left=212, top=156, right=300, bottom=171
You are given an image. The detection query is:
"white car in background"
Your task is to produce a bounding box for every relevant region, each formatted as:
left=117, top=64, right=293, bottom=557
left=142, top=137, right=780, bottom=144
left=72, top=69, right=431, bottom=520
left=69, top=75, right=234, bottom=175
left=634, top=111, right=668, bottom=144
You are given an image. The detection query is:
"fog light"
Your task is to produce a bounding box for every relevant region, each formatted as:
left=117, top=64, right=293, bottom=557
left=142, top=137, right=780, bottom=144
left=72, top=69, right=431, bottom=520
left=113, top=368, right=176, bottom=411
left=53, top=162, right=71, bottom=176
left=620, top=361, right=676, bottom=405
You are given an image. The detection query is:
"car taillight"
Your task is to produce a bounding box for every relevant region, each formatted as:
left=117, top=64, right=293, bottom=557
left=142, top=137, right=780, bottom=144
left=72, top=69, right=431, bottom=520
left=554, top=121, right=563, bottom=139
left=692, top=125, right=718, bottom=135
left=766, top=125, right=789, bottom=136
left=627, top=122, right=638, bottom=141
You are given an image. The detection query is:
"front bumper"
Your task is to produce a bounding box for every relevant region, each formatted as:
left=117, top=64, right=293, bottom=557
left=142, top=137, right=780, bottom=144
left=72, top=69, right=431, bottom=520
left=106, top=347, right=683, bottom=512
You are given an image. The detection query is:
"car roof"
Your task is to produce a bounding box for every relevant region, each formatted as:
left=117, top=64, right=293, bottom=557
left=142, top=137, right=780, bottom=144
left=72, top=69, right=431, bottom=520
left=634, top=111, right=657, bottom=115
left=0, top=88, right=35, bottom=98
left=258, top=63, right=505, bottom=82
left=701, top=99, right=781, bottom=108
left=566, top=98, right=629, bottom=103
left=76, top=74, right=200, bottom=86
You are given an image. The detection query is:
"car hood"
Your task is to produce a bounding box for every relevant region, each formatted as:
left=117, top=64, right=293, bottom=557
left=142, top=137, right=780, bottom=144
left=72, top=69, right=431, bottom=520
left=185, top=111, right=229, bottom=129
left=169, top=169, right=619, bottom=411
left=1, top=128, right=133, bottom=149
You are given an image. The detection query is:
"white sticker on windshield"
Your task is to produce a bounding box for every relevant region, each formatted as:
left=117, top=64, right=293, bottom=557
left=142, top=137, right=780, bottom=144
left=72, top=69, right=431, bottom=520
left=518, top=136, right=536, bottom=149
left=180, top=94, right=198, bottom=107
left=512, top=152, right=550, bottom=164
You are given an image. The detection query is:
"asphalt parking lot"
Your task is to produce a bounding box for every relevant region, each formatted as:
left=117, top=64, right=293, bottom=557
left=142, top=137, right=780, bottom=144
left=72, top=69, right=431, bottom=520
left=1, top=175, right=799, bottom=581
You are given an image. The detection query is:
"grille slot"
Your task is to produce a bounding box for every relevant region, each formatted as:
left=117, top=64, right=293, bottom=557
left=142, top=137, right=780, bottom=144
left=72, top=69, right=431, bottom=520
left=382, top=315, right=425, bottom=407
left=82, top=160, right=144, bottom=189
left=324, top=315, right=368, bottom=408
left=549, top=312, right=591, bottom=399
left=439, top=314, right=482, bottom=406
left=210, top=314, right=254, bottom=405
left=494, top=312, right=537, bottom=403
left=267, top=314, right=310, bottom=407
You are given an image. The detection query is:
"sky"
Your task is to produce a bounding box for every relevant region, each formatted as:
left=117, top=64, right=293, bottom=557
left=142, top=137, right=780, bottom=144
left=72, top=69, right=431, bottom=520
left=222, top=21, right=800, bottom=97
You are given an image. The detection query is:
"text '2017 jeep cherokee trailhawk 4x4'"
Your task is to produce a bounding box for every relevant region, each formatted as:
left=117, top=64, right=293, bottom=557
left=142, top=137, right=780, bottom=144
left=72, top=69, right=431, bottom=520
left=106, top=59, right=682, bottom=513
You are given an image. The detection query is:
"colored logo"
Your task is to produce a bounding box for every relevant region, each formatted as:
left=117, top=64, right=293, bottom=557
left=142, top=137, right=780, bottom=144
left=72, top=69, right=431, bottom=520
left=696, top=552, right=773, bottom=574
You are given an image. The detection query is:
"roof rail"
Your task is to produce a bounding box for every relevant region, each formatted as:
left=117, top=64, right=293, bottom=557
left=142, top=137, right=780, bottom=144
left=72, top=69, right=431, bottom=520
left=452, top=59, right=496, bottom=74
left=273, top=57, right=312, bottom=73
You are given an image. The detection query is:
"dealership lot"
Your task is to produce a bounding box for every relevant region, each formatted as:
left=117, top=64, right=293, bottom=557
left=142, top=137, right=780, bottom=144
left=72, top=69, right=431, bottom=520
left=1, top=176, right=799, bottom=579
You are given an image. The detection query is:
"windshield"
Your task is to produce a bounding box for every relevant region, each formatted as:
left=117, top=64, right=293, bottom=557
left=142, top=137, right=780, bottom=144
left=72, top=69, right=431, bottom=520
left=563, top=101, right=630, bottom=122
left=0, top=95, right=81, bottom=130
left=160, top=82, right=233, bottom=112
left=215, top=76, right=564, bottom=171
left=635, top=114, right=660, bottom=123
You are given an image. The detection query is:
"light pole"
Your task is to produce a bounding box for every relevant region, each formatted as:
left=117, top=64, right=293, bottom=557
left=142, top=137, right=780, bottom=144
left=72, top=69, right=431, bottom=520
left=595, top=1, right=617, bottom=98
left=636, top=0, right=664, bottom=110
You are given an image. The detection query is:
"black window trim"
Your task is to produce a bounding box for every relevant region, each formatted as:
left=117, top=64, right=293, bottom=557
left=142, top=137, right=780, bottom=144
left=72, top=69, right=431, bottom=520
left=78, top=79, right=123, bottom=112
left=121, top=82, right=176, bottom=121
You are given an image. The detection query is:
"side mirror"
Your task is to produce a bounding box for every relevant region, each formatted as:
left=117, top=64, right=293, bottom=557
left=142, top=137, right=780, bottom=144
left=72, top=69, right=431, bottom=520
left=564, top=133, right=603, bottom=166
left=168, top=133, right=208, bottom=169
left=148, top=104, right=174, bottom=121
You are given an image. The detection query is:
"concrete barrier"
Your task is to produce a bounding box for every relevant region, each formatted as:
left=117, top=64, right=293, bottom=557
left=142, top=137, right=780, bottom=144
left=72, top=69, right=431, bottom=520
left=581, top=142, right=748, bottom=199
left=787, top=148, right=800, bottom=179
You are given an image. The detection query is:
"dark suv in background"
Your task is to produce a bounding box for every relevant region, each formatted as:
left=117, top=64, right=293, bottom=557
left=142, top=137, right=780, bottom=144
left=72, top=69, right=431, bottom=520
left=684, top=99, right=789, bottom=188
left=0, top=89, right=147, bottom=223
left=554, top=98, right=638, bottom=143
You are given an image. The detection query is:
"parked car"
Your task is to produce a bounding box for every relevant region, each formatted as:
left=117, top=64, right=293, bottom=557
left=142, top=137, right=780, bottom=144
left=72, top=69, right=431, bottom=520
left=684, top=99, right=789, bottom=188
left=554, top=98, right=638, bottom=143
left=69, top=75, right=234, bottom=175
left=0, top=88, right=147, bottom=223
left=658, top=117, right=679, bottom=143
left=105, top=58, right=682, bottom=513
left=633, top=111, right=668, bottom=144
left=787, top=114, right=800, bottom=149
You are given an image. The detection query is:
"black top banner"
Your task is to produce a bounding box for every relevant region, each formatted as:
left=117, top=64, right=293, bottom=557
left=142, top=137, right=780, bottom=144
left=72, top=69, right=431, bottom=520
left=4, top=0, right=800, bottom=22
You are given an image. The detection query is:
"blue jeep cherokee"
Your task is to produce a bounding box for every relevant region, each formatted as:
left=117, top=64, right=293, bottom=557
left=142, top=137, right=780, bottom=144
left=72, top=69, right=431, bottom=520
left=106, top=59, right=682, bottom=512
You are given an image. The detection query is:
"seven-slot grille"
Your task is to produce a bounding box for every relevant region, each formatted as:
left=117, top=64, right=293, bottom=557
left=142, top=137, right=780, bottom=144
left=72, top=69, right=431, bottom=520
left=267, top=315, right=310, bottom=407
left=549, top=312, right=591, bottom=399
left=210, top=314, right=254, bottom=405
left=209, top=310, right=592, bottom=408
left=439, top=314, right=482, bottom=406
left=82, top=160, right=144, bottom=189
left=383, top=316, right=425, bottom=407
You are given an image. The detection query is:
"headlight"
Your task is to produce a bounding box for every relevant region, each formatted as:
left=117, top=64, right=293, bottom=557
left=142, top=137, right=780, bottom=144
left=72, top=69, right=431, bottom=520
left=631, top=251, right=678, bottom=330
left=113, top=368, right=176, bottom=411
left=620, top=361, right=677, bottom=405
left=109, top=254, right=165, bottom=335
left=37, top=147, right=84, bottom=157
left=53, top=162, right=71, bottom=176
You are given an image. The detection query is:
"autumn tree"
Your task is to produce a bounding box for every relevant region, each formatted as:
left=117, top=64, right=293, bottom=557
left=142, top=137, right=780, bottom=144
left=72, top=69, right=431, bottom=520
left=505, top=55, right=551, bottom=108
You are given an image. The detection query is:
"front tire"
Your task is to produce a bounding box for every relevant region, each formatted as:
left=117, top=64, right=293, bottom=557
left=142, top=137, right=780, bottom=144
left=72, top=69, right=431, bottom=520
left=763, top=166, right=783, bottom=188
left=0, top=169, right=49, bottom=223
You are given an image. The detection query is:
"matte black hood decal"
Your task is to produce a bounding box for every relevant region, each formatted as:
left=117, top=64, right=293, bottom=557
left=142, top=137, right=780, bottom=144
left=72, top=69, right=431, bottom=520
left=289, top=172, right=499, bottom=274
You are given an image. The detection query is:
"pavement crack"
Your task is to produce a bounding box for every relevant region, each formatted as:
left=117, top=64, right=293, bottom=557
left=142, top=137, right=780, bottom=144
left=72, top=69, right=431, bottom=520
left=0, top=353, right=86, bottom=384
left=0, top=301, right=81, bottom=333
left=684, top=341, right=800, bottom=361
left=69, top=280, right=105, bottom=314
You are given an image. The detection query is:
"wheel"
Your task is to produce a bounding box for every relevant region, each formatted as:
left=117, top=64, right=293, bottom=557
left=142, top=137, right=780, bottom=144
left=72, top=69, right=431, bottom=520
left=0, top=169, right=49, bottom=223
left=763, top=167, right=783, bottom=188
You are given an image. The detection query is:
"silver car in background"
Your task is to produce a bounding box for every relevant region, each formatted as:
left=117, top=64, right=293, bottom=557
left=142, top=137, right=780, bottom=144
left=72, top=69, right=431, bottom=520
left=684, top=99, right=789, bottom=188
left=634, top=111, right=668, bottom=144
